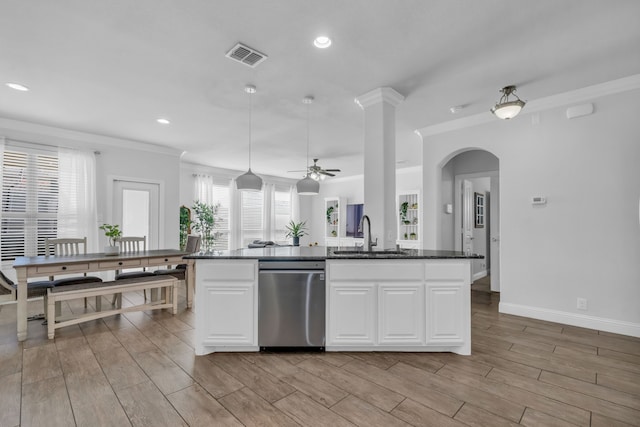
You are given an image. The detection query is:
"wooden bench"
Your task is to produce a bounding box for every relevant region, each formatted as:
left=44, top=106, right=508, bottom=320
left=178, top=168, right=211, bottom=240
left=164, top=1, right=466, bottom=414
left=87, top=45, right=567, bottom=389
left=46, top=275, right=178, bottom=339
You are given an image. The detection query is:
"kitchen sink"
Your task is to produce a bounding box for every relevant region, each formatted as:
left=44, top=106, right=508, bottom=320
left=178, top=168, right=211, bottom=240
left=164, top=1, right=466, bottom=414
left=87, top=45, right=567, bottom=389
left=332, top=250, right=407, bottom=256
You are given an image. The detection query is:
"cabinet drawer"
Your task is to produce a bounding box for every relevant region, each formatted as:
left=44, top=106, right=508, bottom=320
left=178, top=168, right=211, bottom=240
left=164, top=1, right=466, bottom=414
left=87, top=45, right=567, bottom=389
left=148, top=256, right=184, bottom=266
left=329, top=261, right=424, bottom=281
left=98, top=259, right=143, bottom=269
left=198, top=260, right=256, bottom=281
left=36, top=263, right=90, bottom=275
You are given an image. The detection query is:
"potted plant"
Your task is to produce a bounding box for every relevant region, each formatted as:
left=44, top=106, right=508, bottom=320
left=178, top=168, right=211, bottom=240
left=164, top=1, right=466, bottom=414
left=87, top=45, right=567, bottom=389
left=99, top=223, right=122, bottom=255
left=409, top=232, right=417, bottom=240
left=326, top=206, right=334, bottom=224
left=179, top=205, right=191, bottom=251
left=191, top=200, right=221, bottom=252
left=399, top=201, right=409, bottom=223
left=285, top=220, right=307, bottom=246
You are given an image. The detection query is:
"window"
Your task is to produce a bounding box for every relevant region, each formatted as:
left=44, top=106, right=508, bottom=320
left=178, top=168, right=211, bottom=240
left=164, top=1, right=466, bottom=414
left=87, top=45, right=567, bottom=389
left=1, top=147, right=59, bottom=260
left=193, top=175, right=296, bottom=250
left=211, top=183, right=230, bottom=250
left=474, top=192, right=485, bottom=228
left=273, top=188, right=292, bottom=243
left=241, top=190, right=264, bottom=247
left=193, top=175, right=231, bottom=251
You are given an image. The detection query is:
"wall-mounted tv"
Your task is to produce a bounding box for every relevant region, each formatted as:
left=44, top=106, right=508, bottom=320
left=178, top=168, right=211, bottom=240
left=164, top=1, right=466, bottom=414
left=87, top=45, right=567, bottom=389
left=346, top=203, right=364, bottom=238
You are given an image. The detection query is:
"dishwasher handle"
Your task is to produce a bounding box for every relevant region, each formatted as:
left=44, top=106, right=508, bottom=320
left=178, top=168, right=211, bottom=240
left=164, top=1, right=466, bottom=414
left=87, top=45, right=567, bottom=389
left=258, top=261, right=325, bottom=270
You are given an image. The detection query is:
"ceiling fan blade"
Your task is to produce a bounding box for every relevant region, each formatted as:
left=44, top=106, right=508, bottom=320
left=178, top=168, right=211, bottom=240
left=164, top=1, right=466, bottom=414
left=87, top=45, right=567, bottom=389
left=287, top=169, right=308, bottom=173
left=324, top=169, right=341, bottom=172
left=321, top=171, right=336, bottom=177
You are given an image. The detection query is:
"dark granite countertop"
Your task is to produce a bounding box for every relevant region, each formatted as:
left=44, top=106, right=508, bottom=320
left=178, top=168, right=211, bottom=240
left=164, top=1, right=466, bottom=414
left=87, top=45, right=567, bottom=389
left=184, top=246, right=483, bottom=260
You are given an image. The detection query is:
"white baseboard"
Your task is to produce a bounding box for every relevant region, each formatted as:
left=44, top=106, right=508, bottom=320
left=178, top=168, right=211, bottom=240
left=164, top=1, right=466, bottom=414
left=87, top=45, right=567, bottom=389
left=499, top=302, right=640, bottom=338
left=472, top=270, right=487, bottom=282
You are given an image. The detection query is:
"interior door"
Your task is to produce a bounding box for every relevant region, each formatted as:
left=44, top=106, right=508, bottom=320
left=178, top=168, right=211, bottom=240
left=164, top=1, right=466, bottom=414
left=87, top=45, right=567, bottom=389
left=489, top=176, right=500, bottom=291
left=461, top=179, right=474, bottom=255
left=113, top=180, right=160, bottom=249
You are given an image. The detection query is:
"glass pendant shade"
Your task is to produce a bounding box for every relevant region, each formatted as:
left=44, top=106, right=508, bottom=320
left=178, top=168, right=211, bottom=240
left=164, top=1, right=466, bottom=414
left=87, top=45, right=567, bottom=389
left=236, top=84, right=263, bottom=191
left=296, top=174, right=320, bottom=195
left=236, top=168, right=262, bottom=191
left=491, top=85, right=526, bottom=120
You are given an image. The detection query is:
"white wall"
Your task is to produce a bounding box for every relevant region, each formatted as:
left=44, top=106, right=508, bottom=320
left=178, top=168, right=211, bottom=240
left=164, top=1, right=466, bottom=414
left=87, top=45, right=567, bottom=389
left=421, top=89, right=640, bottom=336
left=308, top=167, right=423, bottom=246
left=440, top=162, right=455, bottom=250
left=0, top=118, right=182, bottom=250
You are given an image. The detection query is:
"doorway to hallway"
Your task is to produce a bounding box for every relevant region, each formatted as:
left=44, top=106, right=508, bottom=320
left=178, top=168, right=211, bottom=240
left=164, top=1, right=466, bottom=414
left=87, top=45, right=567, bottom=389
left=440, top=149, right=500, bottom=292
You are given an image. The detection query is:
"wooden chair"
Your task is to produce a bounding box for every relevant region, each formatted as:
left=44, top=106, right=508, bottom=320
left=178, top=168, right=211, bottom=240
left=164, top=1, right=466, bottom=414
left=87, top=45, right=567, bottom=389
left=44, top=237, right=87, bottom=258
left=44, top=237, right=103, bottom=311
left=154, top=235, right=201, bottom=282
left=116, top=236, right=147, bottom=253
left=114, top=236, right=155, bottom=302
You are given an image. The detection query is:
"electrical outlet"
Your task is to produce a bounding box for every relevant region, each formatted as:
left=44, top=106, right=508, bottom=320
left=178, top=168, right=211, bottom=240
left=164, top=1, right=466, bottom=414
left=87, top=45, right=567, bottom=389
left=577, top=298, right=588, bottom=310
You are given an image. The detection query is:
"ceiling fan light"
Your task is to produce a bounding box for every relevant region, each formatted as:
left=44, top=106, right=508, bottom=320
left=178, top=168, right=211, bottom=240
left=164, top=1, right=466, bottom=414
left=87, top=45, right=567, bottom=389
left=491, top=85, right=526, bottom=120
left=296, top=175, right=319, bottom=195
left=236, top=168, right=263, bottom=191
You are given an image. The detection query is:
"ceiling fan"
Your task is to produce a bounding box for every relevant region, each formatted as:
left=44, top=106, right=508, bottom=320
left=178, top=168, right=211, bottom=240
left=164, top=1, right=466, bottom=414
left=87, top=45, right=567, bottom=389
left=289, top=158, right=341, bottom=180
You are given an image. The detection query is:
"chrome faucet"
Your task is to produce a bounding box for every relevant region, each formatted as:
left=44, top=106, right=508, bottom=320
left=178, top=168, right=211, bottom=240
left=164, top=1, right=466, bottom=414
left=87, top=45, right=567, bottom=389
left=359, top=214, right=378, bottom=252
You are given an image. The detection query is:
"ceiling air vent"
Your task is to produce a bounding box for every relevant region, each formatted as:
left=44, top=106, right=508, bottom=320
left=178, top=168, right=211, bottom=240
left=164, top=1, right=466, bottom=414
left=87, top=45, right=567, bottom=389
left=225, top=43, right=268, bottom=68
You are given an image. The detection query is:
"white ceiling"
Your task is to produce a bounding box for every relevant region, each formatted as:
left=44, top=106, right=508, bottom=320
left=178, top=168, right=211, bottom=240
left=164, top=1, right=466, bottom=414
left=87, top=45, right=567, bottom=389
left=1, top=1, right=639, bottom=179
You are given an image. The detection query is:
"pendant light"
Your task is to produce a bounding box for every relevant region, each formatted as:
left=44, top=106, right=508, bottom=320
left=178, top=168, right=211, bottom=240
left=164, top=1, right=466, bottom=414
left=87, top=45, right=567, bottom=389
left=491, top=85, right=526, bottom=120
left=296, top=96, right=320, bottom=195
left=236, top=84, right=263, bottom=191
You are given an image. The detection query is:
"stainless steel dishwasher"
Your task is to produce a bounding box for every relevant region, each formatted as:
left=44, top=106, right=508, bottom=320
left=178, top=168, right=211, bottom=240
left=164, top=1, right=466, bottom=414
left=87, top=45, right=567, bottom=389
left=258, top=260, right=325, bottom=351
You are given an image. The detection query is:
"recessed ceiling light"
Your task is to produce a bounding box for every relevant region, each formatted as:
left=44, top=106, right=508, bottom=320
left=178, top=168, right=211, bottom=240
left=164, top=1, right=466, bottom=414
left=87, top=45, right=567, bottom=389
left=156, top=118, right=170, bottom=125
left=6, top=82, right=29, bottom=91
left=313, top=36, right=332, bottom=48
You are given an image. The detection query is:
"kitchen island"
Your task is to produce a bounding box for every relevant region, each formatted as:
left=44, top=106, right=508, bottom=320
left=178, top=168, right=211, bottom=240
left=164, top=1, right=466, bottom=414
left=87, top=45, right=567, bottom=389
left=185, top=246, right=481, bottom=356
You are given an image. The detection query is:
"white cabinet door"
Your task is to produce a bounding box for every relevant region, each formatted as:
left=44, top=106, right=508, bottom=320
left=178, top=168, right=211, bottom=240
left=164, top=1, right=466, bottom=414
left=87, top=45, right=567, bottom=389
left=328, top=283, right=375, bottom=345
left=195, top=260, right=258, bottom=354
left=425, top=282, right=466, bottom=345
left=378, top=283, right=424, bottom=345
left=200, top=281, right=256, bottom=346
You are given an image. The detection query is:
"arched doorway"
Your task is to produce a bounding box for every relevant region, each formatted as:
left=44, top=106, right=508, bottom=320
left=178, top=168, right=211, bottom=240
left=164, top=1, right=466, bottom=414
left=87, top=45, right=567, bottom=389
left=440, top=149, right=500, bottom=292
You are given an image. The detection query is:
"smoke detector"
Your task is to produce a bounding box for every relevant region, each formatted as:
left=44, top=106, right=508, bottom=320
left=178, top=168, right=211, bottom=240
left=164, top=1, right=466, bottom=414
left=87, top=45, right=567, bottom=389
left=225, top=43, right=268, bottom=68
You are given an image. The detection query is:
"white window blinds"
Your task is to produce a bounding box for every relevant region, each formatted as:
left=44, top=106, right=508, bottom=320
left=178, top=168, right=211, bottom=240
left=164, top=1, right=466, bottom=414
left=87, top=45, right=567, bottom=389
left=193, top=175, right=231, bottom=250
left=241, top=190, right=264, bottom=247
left=1, top=146, right=59, bottom=260
left=273, top=188, right=292, bottom=243
left=211, top=183, right=230, bottom=250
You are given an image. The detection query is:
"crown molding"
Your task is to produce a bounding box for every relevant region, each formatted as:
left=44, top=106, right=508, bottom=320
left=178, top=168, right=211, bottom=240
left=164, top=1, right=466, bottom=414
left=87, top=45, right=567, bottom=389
left=0, top=117, right=183, bottom=156
left=355, top=87, right=405, bottom=109
left=416, top=73, right=640, bottom=138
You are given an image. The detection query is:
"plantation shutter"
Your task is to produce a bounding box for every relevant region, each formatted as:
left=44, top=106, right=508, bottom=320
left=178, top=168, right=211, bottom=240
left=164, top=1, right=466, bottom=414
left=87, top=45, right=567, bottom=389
left=211, top=182, right=230, bottom=250
left=1, top=146, right=58, bottom=260
left=274, top=186, right=292, bottom=243
left=241, top=190, right=264, bottom=247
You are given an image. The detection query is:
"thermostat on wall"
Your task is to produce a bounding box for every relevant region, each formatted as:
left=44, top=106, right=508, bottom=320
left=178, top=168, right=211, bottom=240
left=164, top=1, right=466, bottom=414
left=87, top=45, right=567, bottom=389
left=532, top=196, right=547, bottom=205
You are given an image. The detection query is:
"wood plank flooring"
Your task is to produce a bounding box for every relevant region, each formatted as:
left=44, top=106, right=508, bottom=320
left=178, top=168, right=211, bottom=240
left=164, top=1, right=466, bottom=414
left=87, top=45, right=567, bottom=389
left=0, top=285, right=639, bottom=426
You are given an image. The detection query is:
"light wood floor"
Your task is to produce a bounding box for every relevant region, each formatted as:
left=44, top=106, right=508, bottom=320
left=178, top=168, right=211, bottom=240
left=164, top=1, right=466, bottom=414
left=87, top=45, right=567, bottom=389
left=1, top=284, right=639, bottom=427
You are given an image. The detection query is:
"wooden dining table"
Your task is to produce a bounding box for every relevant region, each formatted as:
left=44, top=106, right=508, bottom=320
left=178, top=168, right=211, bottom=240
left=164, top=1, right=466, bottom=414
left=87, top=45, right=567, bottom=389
left=12, top=249, right=195, bottom=342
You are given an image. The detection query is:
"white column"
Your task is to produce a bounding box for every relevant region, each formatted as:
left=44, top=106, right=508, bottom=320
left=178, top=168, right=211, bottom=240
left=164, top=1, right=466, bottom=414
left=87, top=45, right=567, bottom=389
left=355, top=87, right=404, bottom=249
